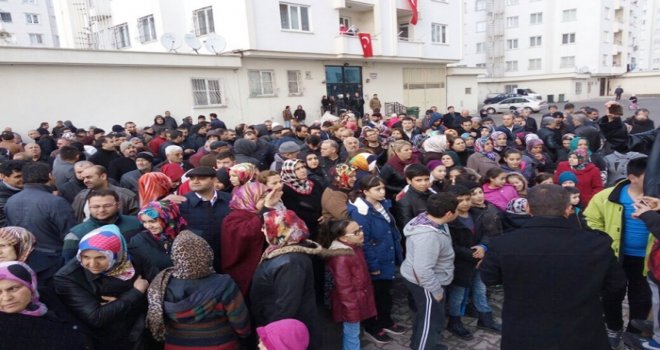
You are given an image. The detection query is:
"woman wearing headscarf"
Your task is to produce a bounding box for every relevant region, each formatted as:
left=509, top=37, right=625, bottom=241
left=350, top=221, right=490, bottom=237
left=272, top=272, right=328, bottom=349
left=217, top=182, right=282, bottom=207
left=523, top=138, right=555, bottom=174
left=0, top=261, right=93, bottom=349
left=281, top=159, right=325, bottom=240
left=553, top=149, right=603, bottom=206
left=54, top=225, right=154, bottom=350
left=490, top=130, right=510, bottom=160
left=322, top=163, right=358, bottom=221
left=147, top=231, right=251, bottom=350
left=421, top=134, right=449, bottom=164
left=380, top=140, right=419, bottom=199
left=303, top=152, right=330, bottom=189
left=0, top=226, right=60, bottom=288
left=139, top=172, right=174, bottom=207
left=466, top=137, right=501, bottom=178
left=130, top=200, right=188, bottom=280
left=228, top=162, right=258, bottom=188
left=250, top=210, right=325, bottom=350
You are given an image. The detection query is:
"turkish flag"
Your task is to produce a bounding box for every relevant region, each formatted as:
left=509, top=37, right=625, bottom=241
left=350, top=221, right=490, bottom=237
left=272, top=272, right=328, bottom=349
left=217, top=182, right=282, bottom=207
left=408, top=0, right=418, bottom=25
left=358, top=33, right=373, bottom=58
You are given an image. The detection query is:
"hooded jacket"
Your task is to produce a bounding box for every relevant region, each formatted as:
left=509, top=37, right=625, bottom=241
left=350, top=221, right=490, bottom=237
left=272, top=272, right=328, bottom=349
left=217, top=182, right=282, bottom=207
left=232, top=139, right=260, bottom=166
left=482, top=183, right=519, bottom=211
left=400, top=213, right=454, bottom=299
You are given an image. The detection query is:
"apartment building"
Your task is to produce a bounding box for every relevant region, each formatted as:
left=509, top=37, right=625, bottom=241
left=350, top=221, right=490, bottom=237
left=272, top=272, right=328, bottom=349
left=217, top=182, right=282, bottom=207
left=0, top=0, right=58, bottom=47
left=461, top=0, right=640, bottom=102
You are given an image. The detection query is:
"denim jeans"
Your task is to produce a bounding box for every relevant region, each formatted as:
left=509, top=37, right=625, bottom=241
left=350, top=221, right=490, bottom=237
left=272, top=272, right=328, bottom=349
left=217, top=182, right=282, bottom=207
left=448, top=271, right=492, bottom=317
left=343, top=322, right=361, bottom=350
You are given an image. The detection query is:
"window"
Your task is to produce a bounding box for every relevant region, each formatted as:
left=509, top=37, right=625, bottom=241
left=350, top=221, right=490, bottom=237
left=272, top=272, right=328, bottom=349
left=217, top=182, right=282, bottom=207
left=507, top=39, right=518, bottom=49
left=29, top=33, right=43, bottom=44
left=248, top=70, right=275, bottom=97
left=560, top=56, right=575, bottom=68
left=562, top=33, right=575, bottom=44
left=137, top=15, right=157, bottom=43
left=191, top=78, right=223, bottom=106
left=505, top=60, right=518, bottom=71
left=25, top=13, right=39, bottom=24
left=475, top=0, right=486, bottom=11
left=575, top=82, right=582, bottom=95
left=431, top=23, right=447, bottom=43
left=465, top=87, right=472, bottom=94
left=287, top=70, right=302, bottom=95
left=279, top=3, right=310, bottom=32
left=0, top=12, right=11, bottom=23
left=506, top=16, right=519, bottom=28
left=193, top=6, right=214, bottom=36
left=528, top=58, right=542, bottom=70
left=562, top=9, right=577, bottom=22
left=476, top=21, right=486, bottom=32
left=112, top=23, right=130, bottom=49
left=476, top=42, right=485, bottom=53
left=398, top=23, right=409, bottom=41
left=505, top=84, right=518, bottom=93
left=530, top=35, right=542, bottom=47
left=530, top=12, right=542, bottom=25
left=339, top=17, right=350, bottom=28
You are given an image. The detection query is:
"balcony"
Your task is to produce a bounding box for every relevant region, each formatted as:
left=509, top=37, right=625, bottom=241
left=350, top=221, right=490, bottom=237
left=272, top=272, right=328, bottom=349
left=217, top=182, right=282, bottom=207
left=397, top=40, right=424, bottom=58
left=338, top=1, right=375, bottom=35
left=88, top=0, right=112, bottom=21
left=334, top=34, right=379, bottom=57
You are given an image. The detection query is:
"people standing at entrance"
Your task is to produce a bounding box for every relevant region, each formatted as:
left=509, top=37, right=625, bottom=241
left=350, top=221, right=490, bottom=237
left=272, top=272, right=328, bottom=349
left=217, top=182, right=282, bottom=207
left=369, top=94, right=382, bottom=113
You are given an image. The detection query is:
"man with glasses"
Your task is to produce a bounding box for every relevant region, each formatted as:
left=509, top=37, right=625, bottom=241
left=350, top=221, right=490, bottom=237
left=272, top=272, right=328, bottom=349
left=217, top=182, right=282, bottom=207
left=61, top=188, right=142, bottom=262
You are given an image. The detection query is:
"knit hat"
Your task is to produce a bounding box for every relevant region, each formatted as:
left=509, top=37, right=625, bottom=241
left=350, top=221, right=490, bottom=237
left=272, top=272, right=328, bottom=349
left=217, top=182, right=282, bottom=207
left=119, top=141, right=133, bottom=153
left=426, top=159, right=444, bottom=172
left=558, top=171, right=579, bottom=185
left=257, top=319, right=310, bottom=350
left=136, top=152, right=154, bottom=163
left=161, top=163, right=185, bottom=183
left=279, top=141, right=301, bottom=154
left=506, top=198, right=529, bottom=214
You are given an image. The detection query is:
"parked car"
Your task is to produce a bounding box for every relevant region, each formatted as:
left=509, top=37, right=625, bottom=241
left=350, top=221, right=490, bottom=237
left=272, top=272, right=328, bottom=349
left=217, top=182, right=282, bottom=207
left=483, top=97, right=546, bottom=114
left=483, top=93, right=521, bottom=105
left=516, top=88, right=542, bottom=100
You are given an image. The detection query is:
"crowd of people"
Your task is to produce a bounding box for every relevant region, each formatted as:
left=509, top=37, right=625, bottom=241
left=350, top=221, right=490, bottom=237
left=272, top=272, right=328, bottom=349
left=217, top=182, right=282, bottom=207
left=0, top=97, right=659, bottom=350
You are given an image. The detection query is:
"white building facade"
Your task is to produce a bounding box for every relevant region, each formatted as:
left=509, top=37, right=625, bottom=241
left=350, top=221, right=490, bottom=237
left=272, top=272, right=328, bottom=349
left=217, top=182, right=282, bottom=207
left=461, top=0, right=642, bottom=102
left=0, top=0, right=58, bottom=47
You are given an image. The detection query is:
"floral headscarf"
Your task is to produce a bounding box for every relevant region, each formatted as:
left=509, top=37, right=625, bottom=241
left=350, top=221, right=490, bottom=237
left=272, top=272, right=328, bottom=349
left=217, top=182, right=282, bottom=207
left=329, top=163, right=357, bottom=191
left=474, top=137, right=497, bottom=161
left=147, top=230, right=214, bottom=341
left=0, top=261, right=47, bottom=316
left=281, top=159, right=314, bottom=195
left=0, top=227, right=36, bottom=262
left=138, top=172, right=172, bottom=207
left=229, top=163, right=258, bottom=186
left=138, top=200, right=187, bottom=241
left=229, top=181, right=267, bottom=213
left=76, top=225, right=135, bottom=281
left=569, top=149, right=590, bottom=170
left=262, top=210, right=310, bottom=256
left=506, top=198, right=529, bottom=215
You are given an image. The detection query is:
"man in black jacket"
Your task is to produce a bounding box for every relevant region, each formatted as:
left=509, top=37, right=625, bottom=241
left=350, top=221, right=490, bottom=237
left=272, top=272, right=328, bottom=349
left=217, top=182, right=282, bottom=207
left=0, top=160, right=24, bottom=227
left=480, top=184, right=626, bottom=350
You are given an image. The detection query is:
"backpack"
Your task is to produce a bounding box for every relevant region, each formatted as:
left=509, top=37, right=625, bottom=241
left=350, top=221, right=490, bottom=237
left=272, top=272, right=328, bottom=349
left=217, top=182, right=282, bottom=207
left=603, top=151, right=647, bottom=186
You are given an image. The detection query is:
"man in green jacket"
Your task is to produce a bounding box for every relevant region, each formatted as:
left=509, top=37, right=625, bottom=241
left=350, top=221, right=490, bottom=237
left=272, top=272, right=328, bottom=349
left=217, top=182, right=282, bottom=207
left=585, top=157, right=652, bottom=348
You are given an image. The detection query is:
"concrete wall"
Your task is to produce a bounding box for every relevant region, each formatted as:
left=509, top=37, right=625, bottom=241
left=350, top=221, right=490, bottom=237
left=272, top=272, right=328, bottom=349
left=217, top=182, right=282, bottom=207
left=610, top=71, right=660, bottom=96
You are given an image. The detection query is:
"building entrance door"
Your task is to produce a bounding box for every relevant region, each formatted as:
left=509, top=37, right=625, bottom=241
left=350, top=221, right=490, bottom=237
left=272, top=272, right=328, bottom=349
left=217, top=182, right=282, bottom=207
left=325, top=65, right=363, bottom=114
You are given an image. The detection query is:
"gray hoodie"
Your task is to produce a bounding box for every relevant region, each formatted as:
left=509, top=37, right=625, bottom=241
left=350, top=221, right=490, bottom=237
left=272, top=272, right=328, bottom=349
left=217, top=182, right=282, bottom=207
left=400, top=213, right=454, bottom=299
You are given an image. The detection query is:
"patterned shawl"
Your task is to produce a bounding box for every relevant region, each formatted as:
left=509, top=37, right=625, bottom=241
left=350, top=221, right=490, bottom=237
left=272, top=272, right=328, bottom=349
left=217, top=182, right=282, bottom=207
left=0, top=261, right=47, bottom=316
left=0, top=226, right=36, bottom=262
left=229, top=181, right=267, bottom=213
left=76, top=225, right=135, bottom=281
left=280, top=159, right=314, bottom=195
left=138, top=200, right=187, bottom=241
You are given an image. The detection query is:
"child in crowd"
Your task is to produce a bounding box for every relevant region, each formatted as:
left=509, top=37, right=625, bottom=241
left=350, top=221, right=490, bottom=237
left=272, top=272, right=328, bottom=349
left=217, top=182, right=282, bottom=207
left=427, top=160, right=447, bottom=193
left=318, top=219, right=378, bottom=348
left=558, top=171, right=578, bottom=188
left=445, top=185, right=501, bottom=341
left=395, top=164, right=435, bottom=231
left=500, top=149, right=534, bottom=183
left=481, top=167, right=519, bottom=211
left=348, top=175, right=404, bottom=344
left=506, top=173, right=528, bottom=197
left=257, top=319, right=309, bottom=350
left=535, top=172, right=554, bottom=185
left=565, top=186, right=587, bottom=228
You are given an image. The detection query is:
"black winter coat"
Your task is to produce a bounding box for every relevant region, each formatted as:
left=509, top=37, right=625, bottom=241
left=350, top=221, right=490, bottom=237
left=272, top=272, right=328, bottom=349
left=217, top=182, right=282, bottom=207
left=448, top=211, right=490, bottom=287
left=128, top=230, right=173, bottom=280
left=281, top=180, right=324, bottom=239
left=480, top=217, right=626, bottom=350
left=379, top=163, right=407, bottom=199
left=394, top=187, right=433, bottom=231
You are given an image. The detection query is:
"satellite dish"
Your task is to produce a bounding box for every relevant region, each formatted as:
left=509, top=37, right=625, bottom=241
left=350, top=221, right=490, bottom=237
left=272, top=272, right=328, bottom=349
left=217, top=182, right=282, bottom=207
left=160, top=33, right=182, bottom=53
left=184, top=33, right=202, bottom=54
left=204, top=34, right=226, bottom=55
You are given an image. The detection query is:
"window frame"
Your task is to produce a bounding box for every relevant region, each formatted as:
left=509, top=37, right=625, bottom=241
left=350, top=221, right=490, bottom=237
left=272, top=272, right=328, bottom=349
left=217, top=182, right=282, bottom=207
left=287, top=70, right=302, bottom=95
left=279, top=2, right=311, bottom=32
left=528, top=58, right=542, bottom=70
left=0, top=12, right=12, bottom=23
left=191, top=78, right=224, bottom=107
left=476, top=21, right=486, bottom=33
left=25, top=13, right=39, bottom=24
left=248, top=70, right=276, bottom=97
left=506, top=38, right=518, bottom=50
left=530, top=35, right=542, bottom=47
left=505, top=60, right=519, bottom=72
left=431, top=23, right=447, bottom=44
left=28, top=33, right=43, bottom=44
left=562, top=9, right=577, bottom=22
left=476, top=42, right=485, bottom=53
left=530, top=12, right=543, bottom=25
left=111, top=23, right=131, bottom=49
left=560, top=56, right=576, bottom=68
left=506, top=16, right=519, bottom=28
left=137, top=14, right=157, bottom=43
left=562, top=32, right=576, bottom=44
left=193, top=6, right=215, bottom=36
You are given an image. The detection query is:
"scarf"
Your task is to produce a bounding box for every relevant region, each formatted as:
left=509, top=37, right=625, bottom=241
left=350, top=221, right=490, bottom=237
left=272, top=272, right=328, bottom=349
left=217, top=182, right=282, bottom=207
left=474, top=137, right=497, bottom=161
left=490, top=131, right=507, bottom=152
left=229, top=181, right=267, bottom=213
left=329, top=163, right=357, bottom=191
left=138, top=172, right=173, bottom=207
left=569, top=149, right=589, bottom=170
left=423, top=135, right=448, bottom=153
left=229, top=163, right=258, bottom=186
left=138, top=200, right=187, bottom=241
left=349, top=153, right=378, bottom=173
left=0, top=226, right=36, bottom=262
left=387, top=153, right=418, bottom=174
left=0, top=261, right=47, bottom=317
left=147, top=230, right=214, bottom=341
left=261, top=210, right=310, bottom=257
left=76, top=225, right=136, bottom=281
left=280, top=159, right=314, bottom=195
